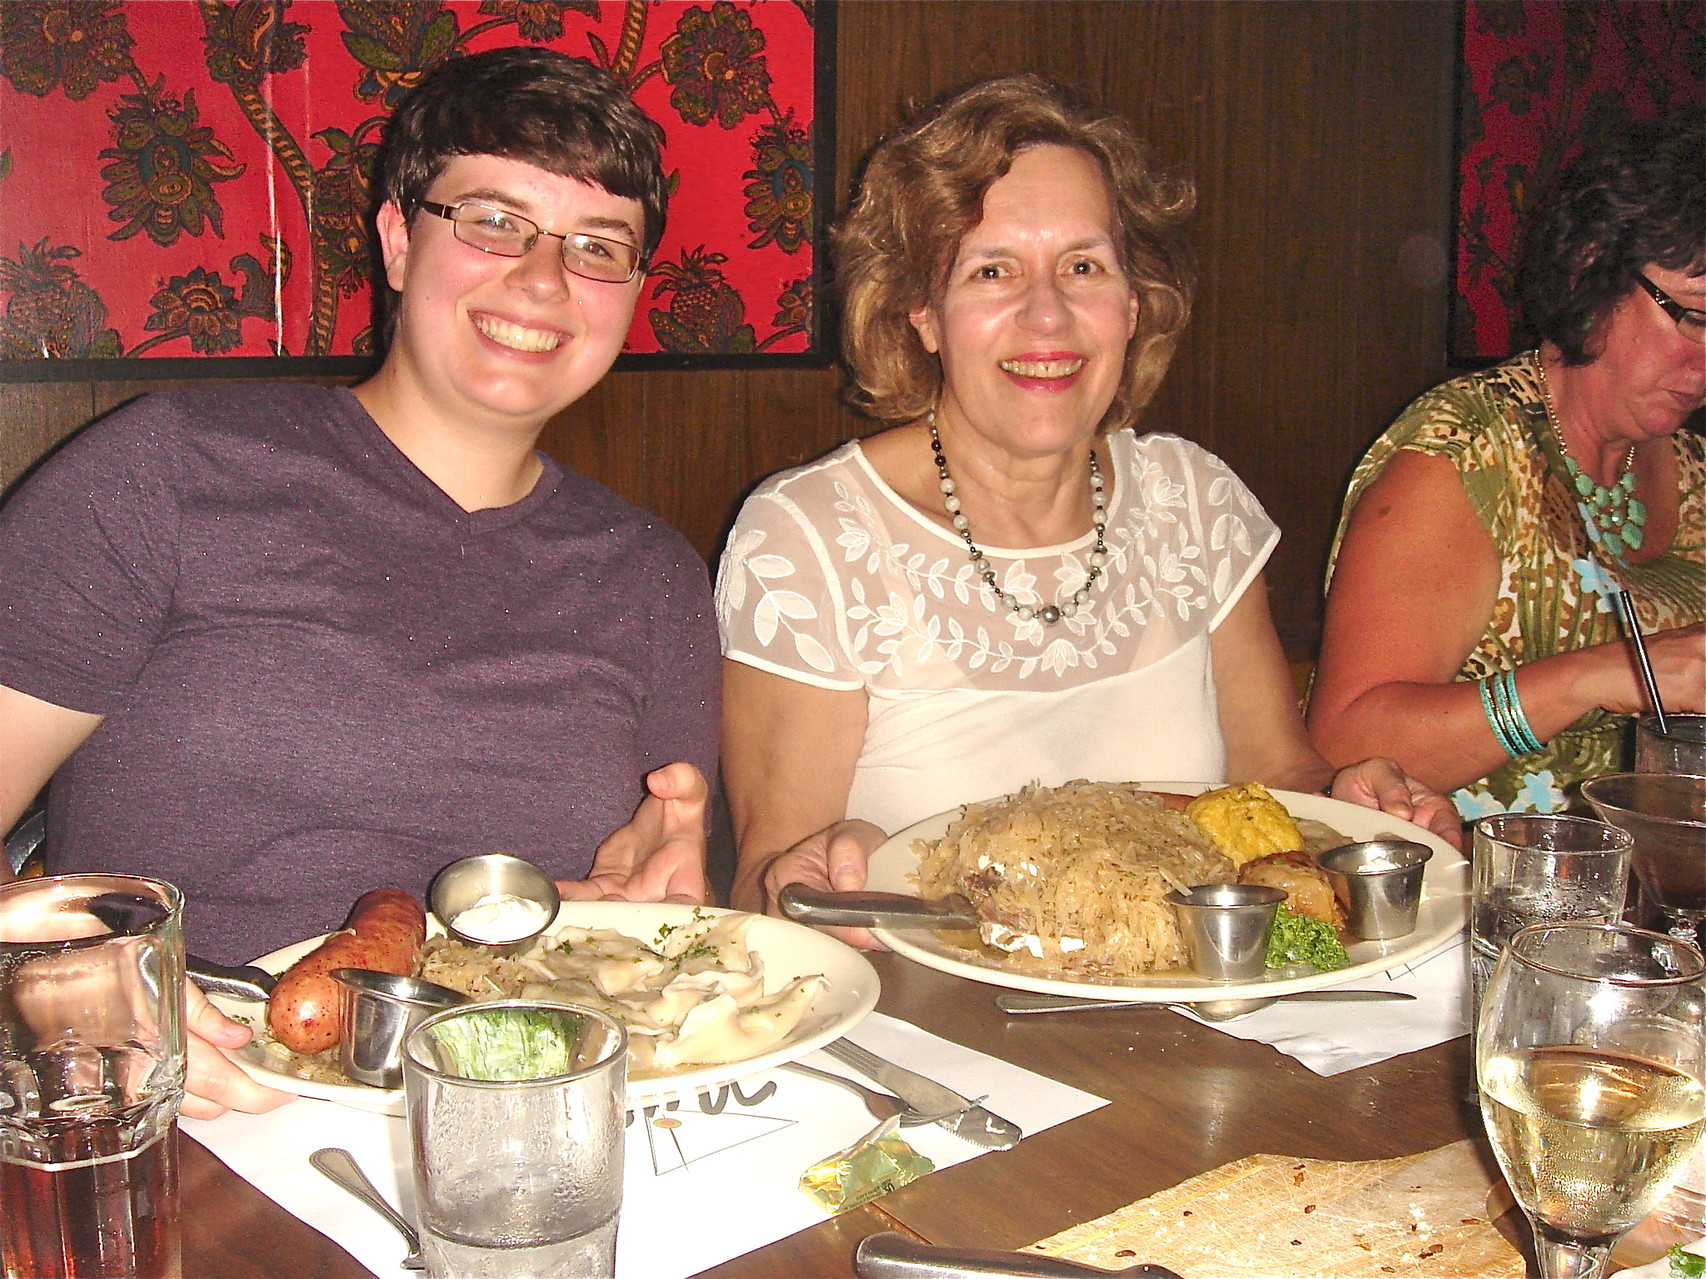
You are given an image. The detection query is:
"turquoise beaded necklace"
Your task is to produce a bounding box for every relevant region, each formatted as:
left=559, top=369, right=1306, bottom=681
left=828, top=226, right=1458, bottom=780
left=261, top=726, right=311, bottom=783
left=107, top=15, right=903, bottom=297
left=1534, top=358, right=1646, bottom=560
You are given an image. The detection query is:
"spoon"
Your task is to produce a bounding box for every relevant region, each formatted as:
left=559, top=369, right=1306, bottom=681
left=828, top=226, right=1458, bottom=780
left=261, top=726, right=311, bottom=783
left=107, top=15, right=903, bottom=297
left=995, top=989, right=1417, bottom=1021
left=310, top=1147, right=424, bottom=1271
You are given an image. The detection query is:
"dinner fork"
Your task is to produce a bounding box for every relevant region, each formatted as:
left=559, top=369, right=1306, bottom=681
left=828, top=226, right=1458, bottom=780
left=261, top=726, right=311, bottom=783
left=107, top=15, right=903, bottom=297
left=824, top=1039, right=1022, bottom=1149
left=785, top=1061, right=968, bottom=1127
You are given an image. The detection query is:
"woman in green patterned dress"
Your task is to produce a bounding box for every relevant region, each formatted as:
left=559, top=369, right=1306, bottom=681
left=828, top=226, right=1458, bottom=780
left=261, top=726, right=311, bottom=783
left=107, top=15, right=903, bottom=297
left=1308, top=109, right=1704, bottom=817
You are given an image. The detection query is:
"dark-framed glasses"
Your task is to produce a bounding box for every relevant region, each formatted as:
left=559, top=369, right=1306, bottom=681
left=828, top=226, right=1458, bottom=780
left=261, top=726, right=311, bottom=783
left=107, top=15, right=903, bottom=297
left=418, top=200, right=643, bottom=284
left=1635, top=273, right=1706, bottom=338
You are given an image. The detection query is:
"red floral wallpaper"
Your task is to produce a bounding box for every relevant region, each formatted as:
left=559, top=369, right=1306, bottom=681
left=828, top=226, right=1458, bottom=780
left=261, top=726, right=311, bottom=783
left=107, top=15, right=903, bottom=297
left=1451, top=0, right=1703, bottom=362
left=0, top=0, right=826, bottom=375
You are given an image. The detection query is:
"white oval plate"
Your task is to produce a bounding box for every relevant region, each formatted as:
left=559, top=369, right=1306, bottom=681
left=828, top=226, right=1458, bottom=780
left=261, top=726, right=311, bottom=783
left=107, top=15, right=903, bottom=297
left=210, top=901, right=880, bottom=1116
left=864, top=783, right=1467, bottom=1000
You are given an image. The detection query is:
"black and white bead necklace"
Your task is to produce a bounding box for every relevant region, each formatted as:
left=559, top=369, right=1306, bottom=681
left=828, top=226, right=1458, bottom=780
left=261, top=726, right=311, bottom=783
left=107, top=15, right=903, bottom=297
left=928, top=413, right=1108, bottom=625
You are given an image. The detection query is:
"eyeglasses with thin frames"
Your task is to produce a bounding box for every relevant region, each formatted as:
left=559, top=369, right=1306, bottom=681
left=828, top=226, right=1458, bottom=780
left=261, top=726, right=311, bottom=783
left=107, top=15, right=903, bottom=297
left=417, top=200, right=643, bottom=284
left=1635, top=273, right=1706, bottom=338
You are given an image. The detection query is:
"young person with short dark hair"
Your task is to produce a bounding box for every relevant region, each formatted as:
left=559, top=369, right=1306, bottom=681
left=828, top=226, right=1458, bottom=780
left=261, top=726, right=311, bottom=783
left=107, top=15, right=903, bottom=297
left=0, top=47, right=718, bottom=1116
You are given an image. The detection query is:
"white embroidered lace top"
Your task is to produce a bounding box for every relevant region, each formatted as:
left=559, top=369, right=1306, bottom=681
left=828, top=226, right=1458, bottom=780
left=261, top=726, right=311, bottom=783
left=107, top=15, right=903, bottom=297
left=716, top=429, right=1280, bottom=834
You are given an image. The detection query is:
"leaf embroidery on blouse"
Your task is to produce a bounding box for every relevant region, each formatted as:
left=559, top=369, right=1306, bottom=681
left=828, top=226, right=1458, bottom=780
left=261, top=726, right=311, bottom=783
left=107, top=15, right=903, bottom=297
left=723, top=435, right=1275, bottom=686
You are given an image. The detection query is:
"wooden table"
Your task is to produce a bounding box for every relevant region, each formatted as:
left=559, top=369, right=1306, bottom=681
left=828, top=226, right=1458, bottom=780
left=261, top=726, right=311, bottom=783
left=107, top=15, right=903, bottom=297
left=181, top=951, right=1479, bottom=1278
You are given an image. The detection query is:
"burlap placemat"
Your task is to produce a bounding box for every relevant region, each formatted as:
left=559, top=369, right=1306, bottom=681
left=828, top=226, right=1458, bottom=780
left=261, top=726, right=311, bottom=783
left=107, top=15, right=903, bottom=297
left=1030, top=1140, right=1524, bottom=1278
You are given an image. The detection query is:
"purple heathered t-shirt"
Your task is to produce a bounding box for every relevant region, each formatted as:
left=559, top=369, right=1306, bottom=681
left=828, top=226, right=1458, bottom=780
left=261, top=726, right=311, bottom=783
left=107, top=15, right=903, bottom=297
left=0, top=384, right=719, bottom=962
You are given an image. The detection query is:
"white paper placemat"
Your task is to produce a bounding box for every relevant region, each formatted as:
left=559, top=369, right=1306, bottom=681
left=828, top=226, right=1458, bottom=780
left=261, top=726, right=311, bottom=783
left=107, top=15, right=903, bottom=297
left=185, top=1012, right=1105, bottom=1279
left=1179, top=934, right=1471, bottom=1076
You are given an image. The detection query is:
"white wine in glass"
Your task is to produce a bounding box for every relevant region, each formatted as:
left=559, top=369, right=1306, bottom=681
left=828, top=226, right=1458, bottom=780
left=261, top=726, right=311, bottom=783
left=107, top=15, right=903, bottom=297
left=1478, top=922, right=1704, bottom=1279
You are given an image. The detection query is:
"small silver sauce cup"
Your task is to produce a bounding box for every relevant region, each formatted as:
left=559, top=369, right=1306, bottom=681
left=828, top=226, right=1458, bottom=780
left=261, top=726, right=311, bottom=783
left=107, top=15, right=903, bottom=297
left=1165, top=883, right=1287, bottom=981
left=428, top=853, right=560, bottom=956
left=333, top=969, right=468, bottom=1089
left=1318, top=840, right=1432, bottom=940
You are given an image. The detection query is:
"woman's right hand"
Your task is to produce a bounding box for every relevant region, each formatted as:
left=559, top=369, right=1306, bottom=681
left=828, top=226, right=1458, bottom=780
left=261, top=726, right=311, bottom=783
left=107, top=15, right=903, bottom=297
left=1590, top=621, right=1706, bottom=715
left=749, top=819, right=889, bottom=951
left=722, top=659, right=880, bottom=942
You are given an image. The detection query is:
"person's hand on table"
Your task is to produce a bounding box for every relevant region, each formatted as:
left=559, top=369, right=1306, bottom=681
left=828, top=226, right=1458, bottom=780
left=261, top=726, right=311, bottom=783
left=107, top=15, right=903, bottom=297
left=751, top=819, right=888, bottom=951
left=1330, top=757, right=1464, bottom=849
left=556, top=762, right=710, bottom=905
left=183, top=982, right=293, bottom=1120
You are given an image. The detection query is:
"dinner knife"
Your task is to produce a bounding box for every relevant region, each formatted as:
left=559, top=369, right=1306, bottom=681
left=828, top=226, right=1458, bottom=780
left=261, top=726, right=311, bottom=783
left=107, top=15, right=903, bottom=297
left=823, top=1039, right=1022, bottom=1150
left=854, top=1232, right=1184, bottom=1279
left=88, top=893, right=277, bottom=1001
left=779, top=883, right=981, bottom=930
left=186, top=955, right=277, bottom=1001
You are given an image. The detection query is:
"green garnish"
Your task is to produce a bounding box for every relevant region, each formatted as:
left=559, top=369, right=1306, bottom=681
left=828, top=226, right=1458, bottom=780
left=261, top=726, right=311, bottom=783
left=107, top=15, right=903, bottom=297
left=1670, top=1245, right=1706, bottom=1279
left=643, top=908, right=717, bottom=969
left=430, top=1006, right=585, bottom=1081
left=1265, top=905, right=1350, bottom=972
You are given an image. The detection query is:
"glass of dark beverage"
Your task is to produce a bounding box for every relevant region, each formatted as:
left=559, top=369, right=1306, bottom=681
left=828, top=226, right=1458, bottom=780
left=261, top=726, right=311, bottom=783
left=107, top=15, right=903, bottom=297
left=1582, top=773, right=1706, bottom=945
left=0, top=874, right=186, bottom=1279
left=1636, top=714, right=1706, bottom=774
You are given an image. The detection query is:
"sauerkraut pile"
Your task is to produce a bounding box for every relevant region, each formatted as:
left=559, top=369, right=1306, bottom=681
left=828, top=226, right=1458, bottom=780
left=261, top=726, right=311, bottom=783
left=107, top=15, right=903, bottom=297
left=914, top=780, right=1237, bottom=976
left=914, top=779, right=1351, bottom=977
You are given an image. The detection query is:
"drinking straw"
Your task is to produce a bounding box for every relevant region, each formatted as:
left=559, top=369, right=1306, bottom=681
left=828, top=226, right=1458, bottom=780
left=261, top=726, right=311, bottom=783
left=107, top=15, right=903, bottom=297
left=1612, top=585, right=1669, bottom=735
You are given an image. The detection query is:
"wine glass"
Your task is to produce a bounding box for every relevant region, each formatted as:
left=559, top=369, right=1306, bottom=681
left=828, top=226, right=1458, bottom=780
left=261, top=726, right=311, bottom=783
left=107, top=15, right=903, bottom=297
left=1477, top=922, right=1704, bottom=1279
left=1580, top=773, right=1706, bottom=943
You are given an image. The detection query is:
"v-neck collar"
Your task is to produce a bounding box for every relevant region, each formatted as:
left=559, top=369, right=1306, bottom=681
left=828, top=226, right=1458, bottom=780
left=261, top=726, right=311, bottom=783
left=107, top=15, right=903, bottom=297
left=334, top=387, right=562, bottom=533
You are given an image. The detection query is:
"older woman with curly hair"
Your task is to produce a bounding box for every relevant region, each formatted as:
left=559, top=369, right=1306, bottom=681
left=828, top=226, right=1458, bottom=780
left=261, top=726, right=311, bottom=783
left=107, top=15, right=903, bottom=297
left=1309, top=108, right=1704, bottom=817
left=716, top=74, right=1458, bottom=935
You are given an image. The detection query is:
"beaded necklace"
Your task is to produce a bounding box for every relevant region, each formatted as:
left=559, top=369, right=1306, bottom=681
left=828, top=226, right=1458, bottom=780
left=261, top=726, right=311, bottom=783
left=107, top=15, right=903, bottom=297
left=1534, top=358, right=1646, bottom=559
left=928, top=415, right=1108, bottom=625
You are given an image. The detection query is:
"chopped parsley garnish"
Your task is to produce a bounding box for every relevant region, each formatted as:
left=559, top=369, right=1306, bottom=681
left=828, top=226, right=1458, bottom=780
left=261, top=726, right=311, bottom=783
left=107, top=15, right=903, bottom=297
left=636, top=908, right=718, bottom=970
left=1265, top=905, right=1350, bottom=971
left=1670, top=1246, right=1706, bottom=1279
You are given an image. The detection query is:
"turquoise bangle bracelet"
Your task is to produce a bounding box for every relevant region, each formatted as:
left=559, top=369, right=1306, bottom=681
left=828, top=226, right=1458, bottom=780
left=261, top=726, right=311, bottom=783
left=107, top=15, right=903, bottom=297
left=1479, top=675, right=1522, bottom=757
left=1479, top=669, right=1543, bottom=758
left=1496, top=668, right=1544, bottom=754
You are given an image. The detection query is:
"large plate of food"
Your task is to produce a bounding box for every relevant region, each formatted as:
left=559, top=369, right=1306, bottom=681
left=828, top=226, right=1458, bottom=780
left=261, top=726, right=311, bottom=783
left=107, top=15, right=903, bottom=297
left=863, top=780, right=1467, bottom=1000
left=211, top=900, right=880, bottom=1116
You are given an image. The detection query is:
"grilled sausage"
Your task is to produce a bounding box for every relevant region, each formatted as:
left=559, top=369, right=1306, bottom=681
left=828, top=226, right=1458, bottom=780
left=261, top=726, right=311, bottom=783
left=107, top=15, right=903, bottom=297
left=266, top=889, right=426, bottom=1055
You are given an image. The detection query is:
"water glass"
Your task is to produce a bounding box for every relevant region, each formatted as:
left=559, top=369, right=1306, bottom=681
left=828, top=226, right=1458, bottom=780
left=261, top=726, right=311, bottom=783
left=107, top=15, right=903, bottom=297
left=1477, top=922, right=1704, bottom=1279
left=404, top=1000, right=627, bottom=1279
left=1637, top=713, right=1706, bottom=774
left=0, top=874, right=186, bottom=1279
left=1469, top=814, right=1633, bottom=1010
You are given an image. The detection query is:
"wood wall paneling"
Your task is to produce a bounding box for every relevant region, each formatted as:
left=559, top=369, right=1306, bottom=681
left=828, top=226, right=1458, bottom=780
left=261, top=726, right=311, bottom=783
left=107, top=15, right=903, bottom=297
left=0, top=1, right=1460, bottom=661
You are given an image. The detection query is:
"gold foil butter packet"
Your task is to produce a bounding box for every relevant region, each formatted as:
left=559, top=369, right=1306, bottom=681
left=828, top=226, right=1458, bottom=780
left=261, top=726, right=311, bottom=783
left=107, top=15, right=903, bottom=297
left=799, top=1115, right=935, bottom=1213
